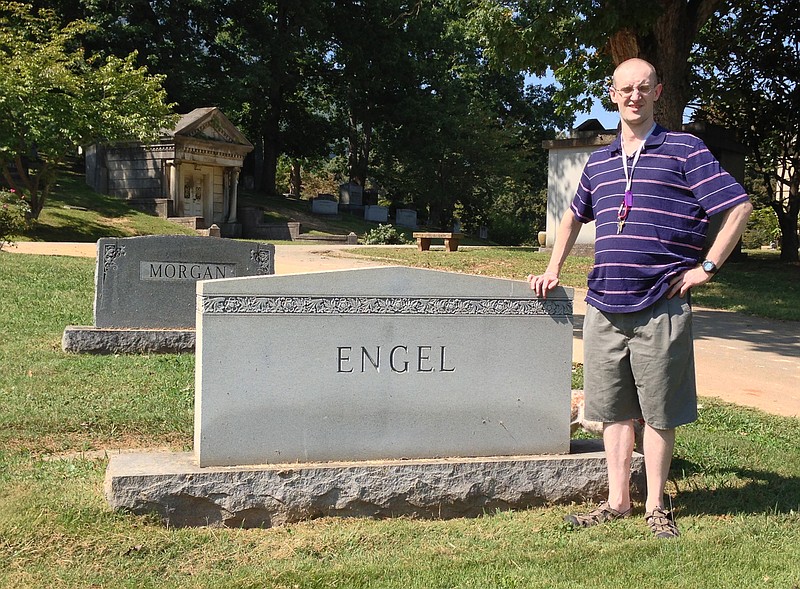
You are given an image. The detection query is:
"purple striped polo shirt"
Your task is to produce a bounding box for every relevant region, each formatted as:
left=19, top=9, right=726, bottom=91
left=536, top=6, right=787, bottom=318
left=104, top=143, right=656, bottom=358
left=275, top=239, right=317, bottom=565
left=571, top=124, right=749, bottom=313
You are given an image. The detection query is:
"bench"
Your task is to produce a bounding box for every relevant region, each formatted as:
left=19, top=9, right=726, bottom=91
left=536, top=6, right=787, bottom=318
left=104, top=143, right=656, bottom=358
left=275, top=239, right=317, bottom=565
left=412, top=232, right=464, bottom=252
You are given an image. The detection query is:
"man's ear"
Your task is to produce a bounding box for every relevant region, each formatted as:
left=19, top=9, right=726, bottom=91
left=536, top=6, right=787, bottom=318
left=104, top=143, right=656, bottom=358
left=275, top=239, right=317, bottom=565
left=653, top=83, right=664, bottom=101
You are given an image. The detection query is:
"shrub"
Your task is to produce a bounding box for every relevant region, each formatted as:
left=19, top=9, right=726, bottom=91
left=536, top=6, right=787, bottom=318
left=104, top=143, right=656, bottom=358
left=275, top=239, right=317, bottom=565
left=0, top=189, right=30, bottom=249
left=743, top=207, right=780, bottom=249
left=487, top=212, right=536, bottom=246
left=362, top=224, right=410, bottom=245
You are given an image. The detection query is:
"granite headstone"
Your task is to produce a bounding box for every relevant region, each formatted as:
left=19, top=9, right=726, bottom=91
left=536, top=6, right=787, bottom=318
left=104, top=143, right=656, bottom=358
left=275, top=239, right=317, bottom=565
left=311, top=198, right=338, bottom=215
left=338, top=182, right=363, bottom=206
left=95, top=235, right=274, bottom=329
left=395, top=209, right=418, bottom=228
left=363, top=205, right=389, bottom=223
left=195, top=266, right=573, bottom=467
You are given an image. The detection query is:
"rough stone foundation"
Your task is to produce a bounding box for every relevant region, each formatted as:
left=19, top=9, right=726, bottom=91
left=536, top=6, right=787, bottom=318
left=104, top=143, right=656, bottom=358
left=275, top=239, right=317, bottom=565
left=105, top=440, right=645, bottom=528
left=62, top=326, right=195, bottom=354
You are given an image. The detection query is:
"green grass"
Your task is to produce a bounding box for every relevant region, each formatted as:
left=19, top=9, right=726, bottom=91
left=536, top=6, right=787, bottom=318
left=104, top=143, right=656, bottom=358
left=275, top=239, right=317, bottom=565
left=12, top=171, right=198, bottom=242
left=350, top=247, right=800, bottom=321
left=1, top=252, right=800, bottom=588
left=0, top=254, right=194, bottom=454
left=243, top=192, right=391, bottom=238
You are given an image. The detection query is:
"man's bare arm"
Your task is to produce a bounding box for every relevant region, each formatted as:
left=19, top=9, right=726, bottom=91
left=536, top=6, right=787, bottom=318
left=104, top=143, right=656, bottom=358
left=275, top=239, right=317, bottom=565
left=667, top=200, right=753, bottom=298
left=528, top=210, right=583, bottom=298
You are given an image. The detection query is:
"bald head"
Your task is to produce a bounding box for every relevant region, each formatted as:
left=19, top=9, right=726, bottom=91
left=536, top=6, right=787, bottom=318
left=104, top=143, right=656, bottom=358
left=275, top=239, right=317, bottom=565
left=613, top=58, right=658, bottom=87
left=609, top=58, right=663, bottom=134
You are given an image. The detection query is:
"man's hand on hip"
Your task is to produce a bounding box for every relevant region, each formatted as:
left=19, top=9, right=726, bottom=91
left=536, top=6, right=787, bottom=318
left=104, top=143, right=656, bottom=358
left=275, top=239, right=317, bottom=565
left=667, top=265, right=713, bottom=299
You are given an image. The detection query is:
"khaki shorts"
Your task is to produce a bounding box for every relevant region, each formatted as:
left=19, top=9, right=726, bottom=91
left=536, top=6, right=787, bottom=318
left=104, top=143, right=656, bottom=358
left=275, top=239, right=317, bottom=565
left=583, top=295, right=698, bottom=429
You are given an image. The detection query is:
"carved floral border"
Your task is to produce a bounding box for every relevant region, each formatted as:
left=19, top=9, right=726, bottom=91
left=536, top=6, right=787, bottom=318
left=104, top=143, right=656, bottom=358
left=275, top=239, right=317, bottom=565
left=200, top=295, right=572, bottom=317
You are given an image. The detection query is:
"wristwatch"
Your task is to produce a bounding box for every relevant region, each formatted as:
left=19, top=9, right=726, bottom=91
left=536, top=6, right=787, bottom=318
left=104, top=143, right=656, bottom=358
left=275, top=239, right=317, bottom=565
left=701, top=259, right=718, bottom=274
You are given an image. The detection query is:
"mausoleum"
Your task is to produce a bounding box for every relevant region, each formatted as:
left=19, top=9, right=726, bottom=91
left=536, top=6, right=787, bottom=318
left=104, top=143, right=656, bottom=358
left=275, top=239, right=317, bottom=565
left=85, top=107, right=253, bottom=237
left=541, top=119, right=746, bottom=254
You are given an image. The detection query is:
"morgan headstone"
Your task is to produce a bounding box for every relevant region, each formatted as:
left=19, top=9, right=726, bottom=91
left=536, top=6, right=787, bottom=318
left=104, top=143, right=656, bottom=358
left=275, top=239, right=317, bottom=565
left=95, top=235, right=274, bottom=329
left=63, top=235, right=274, bottom=354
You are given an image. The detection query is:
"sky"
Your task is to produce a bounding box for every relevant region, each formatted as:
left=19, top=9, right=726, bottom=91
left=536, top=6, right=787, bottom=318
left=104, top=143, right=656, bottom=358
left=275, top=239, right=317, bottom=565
left=580, top=100, right=618, bottom=129
left=527, top=71, right=619, bottom=131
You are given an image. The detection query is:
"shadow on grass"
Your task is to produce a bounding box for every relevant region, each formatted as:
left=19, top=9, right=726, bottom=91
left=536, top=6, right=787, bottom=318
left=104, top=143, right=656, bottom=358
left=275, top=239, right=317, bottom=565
left=27, top=210, right=131, bottom=242
left=671, top=457, right=800, bottom=516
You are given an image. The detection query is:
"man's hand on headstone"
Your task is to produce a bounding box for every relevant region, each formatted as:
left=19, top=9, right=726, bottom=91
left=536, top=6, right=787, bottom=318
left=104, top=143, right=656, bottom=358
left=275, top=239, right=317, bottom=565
left=528, top=271, right=560, bottom=298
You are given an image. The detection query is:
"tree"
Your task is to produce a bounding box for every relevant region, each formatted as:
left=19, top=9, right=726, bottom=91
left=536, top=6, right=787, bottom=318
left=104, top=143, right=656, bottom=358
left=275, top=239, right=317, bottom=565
left=0, top=2, right=176, bottom=218
left=195, top=0, right=337, bottom=196
left=692, top=0, right=799, bottom=262
left=370, top=2, right=567, bottom=232
left=469, top=0, right=724, bottom=129
left=323, top=0, right=425, bottom=188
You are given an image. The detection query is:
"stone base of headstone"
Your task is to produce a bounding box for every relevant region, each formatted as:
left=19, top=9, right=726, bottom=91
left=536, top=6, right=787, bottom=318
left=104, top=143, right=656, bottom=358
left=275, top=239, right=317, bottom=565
left=62, top=326, right=195, bottom=354
left=104, top=440, right=644, bottom=528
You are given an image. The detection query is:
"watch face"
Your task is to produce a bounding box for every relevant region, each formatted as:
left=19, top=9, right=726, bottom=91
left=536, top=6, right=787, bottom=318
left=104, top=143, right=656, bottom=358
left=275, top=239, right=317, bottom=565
left=702, top=260, right=716, bottom=273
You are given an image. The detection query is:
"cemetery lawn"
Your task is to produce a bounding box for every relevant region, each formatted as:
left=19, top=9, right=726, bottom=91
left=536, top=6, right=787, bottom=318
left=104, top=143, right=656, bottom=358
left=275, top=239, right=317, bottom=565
left=1, top=252, right=800, bottom=588
left=12, top=172, right=199, bottom=242
left=352, top=247, right=800, bottom=322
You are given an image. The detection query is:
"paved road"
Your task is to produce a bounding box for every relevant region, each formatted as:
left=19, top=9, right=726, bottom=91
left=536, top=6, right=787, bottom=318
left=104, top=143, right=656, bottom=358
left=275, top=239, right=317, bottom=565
left=6, top=241, right=799, bottom=418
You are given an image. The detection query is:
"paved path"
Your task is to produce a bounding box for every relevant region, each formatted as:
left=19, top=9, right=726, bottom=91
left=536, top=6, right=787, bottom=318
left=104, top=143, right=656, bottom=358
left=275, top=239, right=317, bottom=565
left=570, top=294, right=800, bottom=419
left=6, top=241, right=799, bottom=418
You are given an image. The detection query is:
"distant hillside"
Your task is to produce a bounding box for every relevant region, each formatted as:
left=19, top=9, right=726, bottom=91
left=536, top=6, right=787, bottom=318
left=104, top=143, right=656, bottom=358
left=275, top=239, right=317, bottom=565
left=18, top=171, right=421, bottom=243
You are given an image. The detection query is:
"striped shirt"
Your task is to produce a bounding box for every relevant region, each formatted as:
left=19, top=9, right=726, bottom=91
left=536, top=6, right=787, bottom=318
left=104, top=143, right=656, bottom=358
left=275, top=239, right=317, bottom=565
left=571, top=124, right=749, bottom=313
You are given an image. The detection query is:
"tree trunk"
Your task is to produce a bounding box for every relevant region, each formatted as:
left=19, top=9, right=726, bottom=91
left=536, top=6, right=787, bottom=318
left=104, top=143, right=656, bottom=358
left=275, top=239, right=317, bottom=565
left=347, top=111, right=368, bottom=187
left=8, top=155, right=48, bottom=220
left=252, top=138, right=264, bottom=192
left=347, top=112, right=360, bottom=185
left=778, top=216, right=799, bottom=263
left=359, top=112, right=372, bottom=187
left=290, top=159, right=302, bottom=197
left=262, top=126, right=279, bottom=195
left=775, top=200, right=800, bottom=264
left=347, top=104, right=372, bottom=187
left=260, top=0, right=289, bottom=196
left=606, top=0, right=723, bottom=130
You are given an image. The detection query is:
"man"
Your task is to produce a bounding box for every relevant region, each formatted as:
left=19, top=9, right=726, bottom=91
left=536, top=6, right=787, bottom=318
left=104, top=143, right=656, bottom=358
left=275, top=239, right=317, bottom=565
left=529, top=58, right=752, bottom=538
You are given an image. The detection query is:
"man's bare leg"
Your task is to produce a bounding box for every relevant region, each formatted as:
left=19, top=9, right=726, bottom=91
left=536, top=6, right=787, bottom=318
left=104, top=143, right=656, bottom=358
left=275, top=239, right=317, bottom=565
left=642, top=424, right=676, bottom=512
left=603, top=420, right=635, bottom=513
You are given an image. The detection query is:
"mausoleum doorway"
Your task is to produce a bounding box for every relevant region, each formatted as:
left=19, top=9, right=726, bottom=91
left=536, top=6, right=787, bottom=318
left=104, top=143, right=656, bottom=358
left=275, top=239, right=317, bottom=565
left=180, top=164, right=214, bottom=220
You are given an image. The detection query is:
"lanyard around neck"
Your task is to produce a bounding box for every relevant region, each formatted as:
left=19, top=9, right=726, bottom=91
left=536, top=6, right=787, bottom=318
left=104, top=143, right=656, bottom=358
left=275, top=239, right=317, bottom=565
left=621, top=123, right=657, bottom=206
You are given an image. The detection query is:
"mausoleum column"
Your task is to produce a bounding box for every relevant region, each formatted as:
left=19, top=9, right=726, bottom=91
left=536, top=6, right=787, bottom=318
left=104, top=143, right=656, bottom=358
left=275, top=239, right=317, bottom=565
left=169, top=160, right=183, bottom=216
left=229, top=167, right=241, bottom=223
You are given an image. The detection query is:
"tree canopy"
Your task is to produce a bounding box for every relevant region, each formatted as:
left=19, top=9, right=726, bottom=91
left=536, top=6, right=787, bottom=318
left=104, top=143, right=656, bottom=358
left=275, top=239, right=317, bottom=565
left=469, top=0, right=723, bottom=129
left=692, top=0, right=799, bottom=262
left=0, top=1, right=176, bottom=218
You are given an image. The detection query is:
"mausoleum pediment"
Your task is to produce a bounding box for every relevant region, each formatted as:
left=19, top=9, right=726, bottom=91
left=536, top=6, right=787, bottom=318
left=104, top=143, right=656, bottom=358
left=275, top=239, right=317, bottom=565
left=170, top=107, right=253, bottom=148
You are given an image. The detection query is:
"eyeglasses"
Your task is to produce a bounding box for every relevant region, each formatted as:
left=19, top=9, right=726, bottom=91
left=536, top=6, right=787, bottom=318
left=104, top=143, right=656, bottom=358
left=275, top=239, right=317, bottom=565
left=611, top=84, right=653, bottom=97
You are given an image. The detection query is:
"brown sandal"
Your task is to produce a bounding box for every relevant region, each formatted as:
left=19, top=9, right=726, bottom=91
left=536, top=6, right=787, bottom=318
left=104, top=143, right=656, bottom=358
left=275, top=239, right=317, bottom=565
left=564, top=502, right=631, bottom=528
left=645, top=507, right=680, bottom=538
